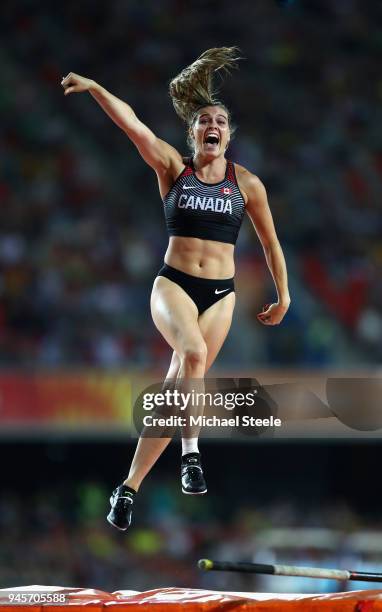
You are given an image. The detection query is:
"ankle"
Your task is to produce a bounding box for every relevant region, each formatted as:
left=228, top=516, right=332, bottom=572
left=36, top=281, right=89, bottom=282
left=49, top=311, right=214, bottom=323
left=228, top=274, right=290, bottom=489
left=122, top=482, right=138, bottom=494
left=182, top=437, right=199, bottom=456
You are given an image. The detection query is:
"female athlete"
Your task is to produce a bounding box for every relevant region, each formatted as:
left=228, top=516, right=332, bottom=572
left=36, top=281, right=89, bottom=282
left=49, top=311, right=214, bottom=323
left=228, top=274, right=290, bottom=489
left=61, top=47, right=290, bottom=530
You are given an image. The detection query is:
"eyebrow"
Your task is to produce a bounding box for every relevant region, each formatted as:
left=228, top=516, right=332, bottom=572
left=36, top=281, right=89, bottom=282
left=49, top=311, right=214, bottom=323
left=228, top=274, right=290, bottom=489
left=199, top=113, right=228, bottom=120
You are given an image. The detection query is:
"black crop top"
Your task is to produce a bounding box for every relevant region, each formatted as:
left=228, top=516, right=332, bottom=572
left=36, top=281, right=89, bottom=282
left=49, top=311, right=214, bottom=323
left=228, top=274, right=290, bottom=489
left=163, top=158, right=246, bottom=245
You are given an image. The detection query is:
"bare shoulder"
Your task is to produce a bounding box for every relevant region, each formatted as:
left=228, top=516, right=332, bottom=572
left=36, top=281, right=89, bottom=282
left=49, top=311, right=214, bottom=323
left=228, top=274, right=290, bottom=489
left=234, top=163, right=266, bottom=205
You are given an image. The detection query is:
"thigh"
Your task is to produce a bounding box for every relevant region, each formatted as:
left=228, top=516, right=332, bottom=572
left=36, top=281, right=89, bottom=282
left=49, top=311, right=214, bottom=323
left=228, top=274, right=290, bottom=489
left=150, top=276, right=205, bottom=356
left=199, top=292, right=236, bottom=372
left=156, top=282, right=235, bottom=377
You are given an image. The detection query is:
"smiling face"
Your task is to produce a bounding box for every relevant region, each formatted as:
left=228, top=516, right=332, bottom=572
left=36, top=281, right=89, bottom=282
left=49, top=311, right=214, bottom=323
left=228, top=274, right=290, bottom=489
left=189, top=105, right=231, bottom=158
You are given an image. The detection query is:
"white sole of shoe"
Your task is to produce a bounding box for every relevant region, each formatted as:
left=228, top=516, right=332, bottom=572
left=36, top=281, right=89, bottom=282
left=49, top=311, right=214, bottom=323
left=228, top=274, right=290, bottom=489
left=106, top=514, right=129, bottom=531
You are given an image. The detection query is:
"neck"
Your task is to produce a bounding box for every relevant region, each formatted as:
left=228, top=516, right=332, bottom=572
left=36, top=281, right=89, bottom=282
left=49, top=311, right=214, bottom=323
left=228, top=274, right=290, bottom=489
left=192, top=154, right=227, bottom=178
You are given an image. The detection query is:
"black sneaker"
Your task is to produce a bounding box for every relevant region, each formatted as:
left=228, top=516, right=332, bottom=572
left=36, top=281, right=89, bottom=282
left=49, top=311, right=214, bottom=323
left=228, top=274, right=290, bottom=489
left=181, top=453, right=207, bottom=495
left=107, top=485, right=134, bottom=530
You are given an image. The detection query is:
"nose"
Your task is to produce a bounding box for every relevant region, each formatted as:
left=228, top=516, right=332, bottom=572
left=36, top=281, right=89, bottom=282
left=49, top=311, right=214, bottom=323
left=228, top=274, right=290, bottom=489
left=206, top=119, right=219, bottom=130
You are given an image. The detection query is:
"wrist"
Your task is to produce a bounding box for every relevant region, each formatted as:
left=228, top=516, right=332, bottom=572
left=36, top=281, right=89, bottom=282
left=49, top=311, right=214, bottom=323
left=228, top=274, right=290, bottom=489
left=278, top=297, right=291, bottom=309
left=89, top=80, right=101, bottom=94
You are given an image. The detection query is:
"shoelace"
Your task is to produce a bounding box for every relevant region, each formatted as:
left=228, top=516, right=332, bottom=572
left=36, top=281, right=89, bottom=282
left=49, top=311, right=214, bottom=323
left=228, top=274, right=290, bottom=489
left=182, top=464, right=203, bottom=481
left=111, top=492, right=133, bottom=508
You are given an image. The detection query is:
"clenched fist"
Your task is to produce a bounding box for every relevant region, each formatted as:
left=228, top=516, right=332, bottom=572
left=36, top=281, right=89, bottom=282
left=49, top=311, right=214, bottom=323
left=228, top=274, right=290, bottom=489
left=257, top=301, right=290, bottom=326
left=61, top=72, right=95, bottom=95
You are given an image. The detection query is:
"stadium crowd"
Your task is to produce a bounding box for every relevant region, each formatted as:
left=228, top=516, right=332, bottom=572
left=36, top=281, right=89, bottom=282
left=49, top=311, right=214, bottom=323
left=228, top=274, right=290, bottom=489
left=1, top=1, right=381, bottom=601
left=0, top=477, right=380, bottom=594
left=0, top=0, right=381, bottom=369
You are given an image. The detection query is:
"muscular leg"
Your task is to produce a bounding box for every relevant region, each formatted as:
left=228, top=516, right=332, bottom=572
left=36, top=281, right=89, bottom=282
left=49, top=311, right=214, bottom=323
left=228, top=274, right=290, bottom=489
left=124, top=282, right=235, bottom=491
left=123, top=352, right=180, bottom=491
left=124, top=277, right=207, bottom=491
left=180, top=292, right=236, bottom=443
left=162, top=287, right=235, bottom=396
left=199, top=291, right=236, bottom=372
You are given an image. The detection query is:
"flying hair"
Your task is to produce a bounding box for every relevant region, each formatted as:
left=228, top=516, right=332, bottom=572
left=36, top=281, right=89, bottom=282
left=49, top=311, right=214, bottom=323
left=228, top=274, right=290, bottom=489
left=169, top=47, right=242, bottom=126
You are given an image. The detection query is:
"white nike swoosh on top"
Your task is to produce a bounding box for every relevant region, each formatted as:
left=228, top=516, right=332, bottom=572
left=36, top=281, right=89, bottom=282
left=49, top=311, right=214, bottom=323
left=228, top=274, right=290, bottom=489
left=215, top=288, right=230, bottom=295
left=182, top=185, right=197, bottom=189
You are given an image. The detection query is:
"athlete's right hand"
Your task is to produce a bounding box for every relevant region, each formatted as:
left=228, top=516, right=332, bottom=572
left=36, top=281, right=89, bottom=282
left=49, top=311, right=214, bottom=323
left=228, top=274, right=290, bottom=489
left=61, top=73, right=95, bottom=95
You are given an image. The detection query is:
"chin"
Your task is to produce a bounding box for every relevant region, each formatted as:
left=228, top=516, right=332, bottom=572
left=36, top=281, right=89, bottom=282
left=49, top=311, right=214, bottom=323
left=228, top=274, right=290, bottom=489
left=202, top=148, right=223, bottom=159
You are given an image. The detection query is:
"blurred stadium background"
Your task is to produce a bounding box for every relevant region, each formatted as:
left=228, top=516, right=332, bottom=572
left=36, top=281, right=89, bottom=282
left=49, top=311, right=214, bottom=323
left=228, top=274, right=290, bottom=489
left=1, top=0, right=381, bottom=596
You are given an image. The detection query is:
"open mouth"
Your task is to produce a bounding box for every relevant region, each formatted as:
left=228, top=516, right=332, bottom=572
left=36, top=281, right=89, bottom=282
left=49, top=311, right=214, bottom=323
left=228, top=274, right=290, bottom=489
left=204, top=134, right=220, bottom=146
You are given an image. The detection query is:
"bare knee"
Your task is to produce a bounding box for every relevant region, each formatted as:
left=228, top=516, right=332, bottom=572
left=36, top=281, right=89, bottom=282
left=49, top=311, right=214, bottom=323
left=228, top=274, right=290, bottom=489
left=181, top=343, right=207, bottom=376
left=164, top=353, right=181, bottom=386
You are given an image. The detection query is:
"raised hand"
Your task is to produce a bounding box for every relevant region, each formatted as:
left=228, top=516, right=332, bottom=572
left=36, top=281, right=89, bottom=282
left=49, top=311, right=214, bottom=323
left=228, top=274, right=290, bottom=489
left=61, top=72, right=95, bottom=96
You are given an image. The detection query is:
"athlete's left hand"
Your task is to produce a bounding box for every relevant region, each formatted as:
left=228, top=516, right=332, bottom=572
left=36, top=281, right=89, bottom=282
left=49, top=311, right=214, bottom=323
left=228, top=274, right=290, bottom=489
left=257, top=302, right=289, bottom=326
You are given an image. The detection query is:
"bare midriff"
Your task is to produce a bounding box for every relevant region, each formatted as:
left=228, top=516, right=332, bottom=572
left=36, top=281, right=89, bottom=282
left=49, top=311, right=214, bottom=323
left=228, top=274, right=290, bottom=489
left=164, top=236, right=235, bottom=279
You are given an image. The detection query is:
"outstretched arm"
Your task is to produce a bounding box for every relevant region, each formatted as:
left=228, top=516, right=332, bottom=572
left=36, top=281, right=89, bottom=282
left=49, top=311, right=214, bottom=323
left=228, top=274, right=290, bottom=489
left=61, top=73, right=182, bottom=176
left=241, top=172, right=290, bottom=325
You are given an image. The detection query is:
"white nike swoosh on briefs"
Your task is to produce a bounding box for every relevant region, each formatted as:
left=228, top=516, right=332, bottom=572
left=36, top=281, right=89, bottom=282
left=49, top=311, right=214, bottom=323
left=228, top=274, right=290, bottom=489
left=182, top=185, right=197, bottom=189
left=215, top=288, right=230, bottom=295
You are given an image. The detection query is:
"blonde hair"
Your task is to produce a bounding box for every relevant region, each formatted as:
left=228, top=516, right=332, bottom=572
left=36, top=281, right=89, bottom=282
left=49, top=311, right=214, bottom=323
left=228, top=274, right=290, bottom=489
left=169, top=47, right=242, bottom=127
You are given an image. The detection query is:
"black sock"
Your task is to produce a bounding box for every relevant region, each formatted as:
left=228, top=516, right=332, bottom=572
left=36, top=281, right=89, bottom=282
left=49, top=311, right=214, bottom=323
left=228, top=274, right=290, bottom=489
left=122, top=484, right=137, bottom=495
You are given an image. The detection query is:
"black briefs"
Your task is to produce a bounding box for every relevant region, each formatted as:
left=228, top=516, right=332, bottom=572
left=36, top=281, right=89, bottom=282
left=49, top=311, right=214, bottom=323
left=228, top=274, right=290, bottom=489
left=157, top=264, right=234, bottom=315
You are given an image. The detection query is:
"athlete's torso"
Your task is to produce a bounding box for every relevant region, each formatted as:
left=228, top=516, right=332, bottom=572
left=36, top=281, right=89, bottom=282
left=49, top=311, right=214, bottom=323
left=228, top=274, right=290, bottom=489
left=163, top=157, right=246, bottom=246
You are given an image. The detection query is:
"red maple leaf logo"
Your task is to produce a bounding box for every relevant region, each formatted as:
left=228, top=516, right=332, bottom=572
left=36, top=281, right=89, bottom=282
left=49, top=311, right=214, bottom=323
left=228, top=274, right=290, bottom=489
left=220, top=187, right=232, bottom=195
